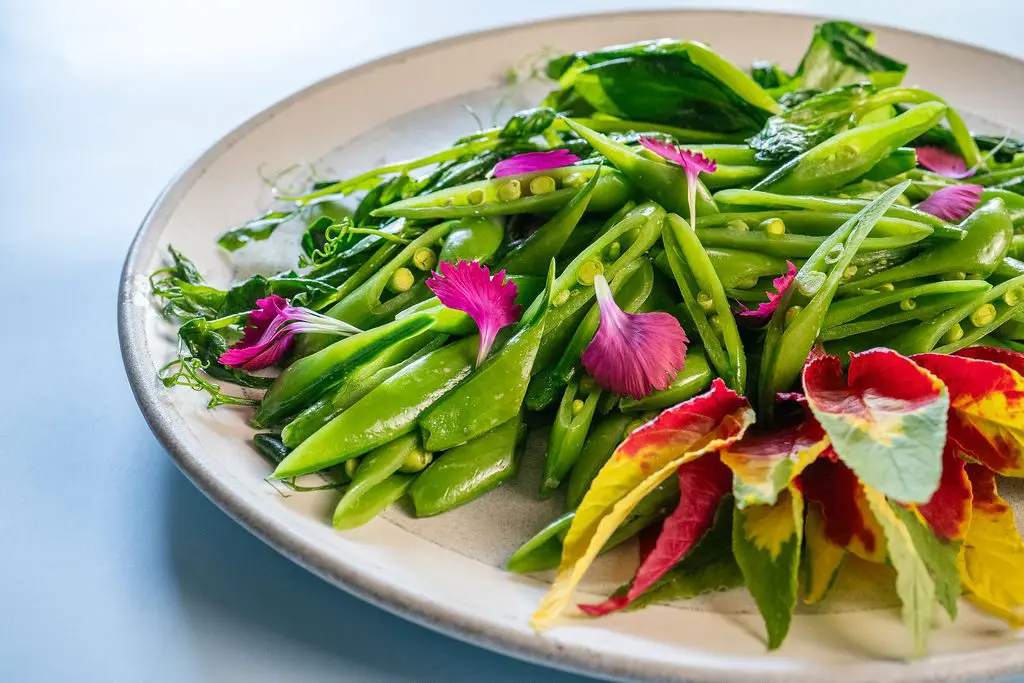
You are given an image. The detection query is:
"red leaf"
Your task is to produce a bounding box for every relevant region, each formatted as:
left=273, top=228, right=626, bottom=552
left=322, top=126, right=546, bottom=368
left=917, top=443, right=973, bottom=540
left=955, top=346, right=1024, bottom=377
left=578, top=455, right=732, bottom=616
left=800, top=454, right=886, bottom=562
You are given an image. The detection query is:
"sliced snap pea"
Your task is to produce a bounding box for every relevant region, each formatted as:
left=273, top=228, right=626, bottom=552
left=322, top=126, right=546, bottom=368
left=565, top=412, right=633, bottom=511
left=821, top=292, right=989, bottom=341
left=370, top=165, right=631, bottom=219
left=540, top=379, right=602, bottom=498
left=823, top=280, right=991, bottom=328
left=694, top=224, right=930, bottom=258
left=333, top=433, right=424, bottom=527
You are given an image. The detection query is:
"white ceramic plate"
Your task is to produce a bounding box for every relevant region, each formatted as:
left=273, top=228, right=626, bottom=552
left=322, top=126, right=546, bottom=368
left=120, top=10, right=1024, bottom=682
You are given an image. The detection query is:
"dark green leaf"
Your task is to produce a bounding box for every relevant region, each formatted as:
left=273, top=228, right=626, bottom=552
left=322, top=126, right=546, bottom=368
left=796, top=21, right=907, bottom=90
left=216, top=210, right=294, bottom=252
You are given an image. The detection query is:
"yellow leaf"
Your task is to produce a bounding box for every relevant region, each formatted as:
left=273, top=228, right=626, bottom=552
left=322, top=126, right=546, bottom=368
left=804, top=503, right=846, bottom=605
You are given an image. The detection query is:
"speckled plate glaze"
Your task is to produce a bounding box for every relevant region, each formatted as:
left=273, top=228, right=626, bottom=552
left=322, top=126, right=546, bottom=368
left=119, top=10, right=1024, bottom=682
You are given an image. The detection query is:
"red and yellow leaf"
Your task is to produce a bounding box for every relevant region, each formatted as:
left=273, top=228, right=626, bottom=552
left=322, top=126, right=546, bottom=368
left=916, top=443, right=972, bottom=541
left=579, top=455, right=732, bottom=616
left=720, top=415, right=828, bottom=508
left=803, top=502, right=847, bottom=604
left=800, top=454, right=887, bottom=562
left=803, top=348, right=948, bottom=504
left=531, top=379, right=754, bottom=629
left=958, top=464, right=1024, bottom=627
left=913, top=352, right=1024, bottom=476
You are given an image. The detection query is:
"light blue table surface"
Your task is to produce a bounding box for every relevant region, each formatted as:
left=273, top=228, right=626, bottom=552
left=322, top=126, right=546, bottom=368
left=4, top=1, right=1024, bottom=681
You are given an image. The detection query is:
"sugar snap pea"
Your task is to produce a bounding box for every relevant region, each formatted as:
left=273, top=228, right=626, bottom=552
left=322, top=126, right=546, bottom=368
left=822, top=291, right=991, bottom=341
left=408, top=415, right=524, bottom=517
left=272, top=334, right=479, bottom=478
left=753, top=102, right=947, bottom=195
left=618, top=347, right=713, bottom=412
left=540, top=379, right=602, bottom=498
left=694, top=224, right=930, bottom=258
left=438, top=216, right=505, bottom=264
left=332, top=472, right=416, bottom=530
left=370, top=165, right=631, bottom=220
left=823, top=280, right=991, bottom=328
left=333, top=433, right=424, bottom=528
left=663, top=213, right=745, bottom=390
left=564, top=412, right=633, bottom=510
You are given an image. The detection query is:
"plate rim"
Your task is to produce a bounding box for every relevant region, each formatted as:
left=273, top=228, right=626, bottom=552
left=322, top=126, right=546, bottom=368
left=118, top=8, right=1024, bottom=682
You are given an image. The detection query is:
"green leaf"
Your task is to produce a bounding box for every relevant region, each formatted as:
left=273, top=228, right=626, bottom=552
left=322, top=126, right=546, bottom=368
left=217, top=210, right=294, bottom=252
left=863, top=486, right=936, bottom=657
left=732, top=488, right=804, bottom=650
left=796, top=21, right=907, bottom=90
left=891, top=503, right=961, bottom=620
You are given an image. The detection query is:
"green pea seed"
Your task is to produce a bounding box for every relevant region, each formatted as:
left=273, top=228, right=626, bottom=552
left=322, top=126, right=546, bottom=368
left=466, top=188, right=486, bottom=205
left=571, top=399, right=585, bottom=416
left=625, top=419, right=647, bottom=436
left=412, top=248, right=437, bottom=271
left=733, top=277, right=758, bottom=290
left=563, top=172, right=586, bottom=187
left=386, top=267, right=415, bottom=293
left=878, top=283, right=895, bottom=292
left=344, top=458, right=360, bottom=479
left=529, top=175, right=556, bottom=195
left=900, top=298, right=917, bottom=311
left=796, top=270, right=825, bottom=297
left=579, top=375, right=597, bottom=395
left=842, top=265, right=858, bottom=280
left=553, top=289, right=570, bottom=307
left=824, top=243, right=845, bottom=265
left=399, top=447, right=433, bottom=474
left=784, top=305, right=803, bottom=328
left=708, top=314, right=722, bottom=333
left=696, top=291, right=715, bottom=312
left=759, top=217, right=786, bottom=236
left=605, top=241, right=622, bottom=260
left=970, top=303, right=997, bottom=327
left=941, top=322, right=964, bottom=345
left=497, top=179, right=521, bottom=202
left=576, top=259, right=604, bottom=286
left=726, top=219, right=750, bottom=232
left=443, top=197, right=455, bottom=207
left=942, top=271, right=967, bottom=281
left=1004, top=288, right=1022, bottom=307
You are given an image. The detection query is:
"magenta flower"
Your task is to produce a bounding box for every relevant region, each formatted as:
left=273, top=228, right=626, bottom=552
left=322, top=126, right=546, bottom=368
left=426, top=260, right=521, bottom=366
left=638, top=137, right=717, bottom=229
left=582, top=274, right=688, bottom=399
left=916, top=146, right=975, bottom=179
left=916, top=184, right=984, bottom=222
left=737, top=261, right=798, bottom=326
left=219, top=296, right=361, bottom=370
left=492, top=150, right=580, bottom=178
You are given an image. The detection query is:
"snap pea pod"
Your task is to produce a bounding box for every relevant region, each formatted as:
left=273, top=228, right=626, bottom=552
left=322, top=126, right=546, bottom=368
left=332, top=473, right=416, bottom=530
left=280, top=333, right=447, bottom=448
left=696, top=210, right=938, bottom=240
left=272, top=334, right=479, bottom=478
left=526, top=258, right=653, bottom=410
left=842, top=199, right=1013, bottom=292
left=252, top=432, right=292, bottom=466
left=823, top=280, right=992, bottom=328
left=674, top=144, right=763, bottom=166
left=565, top=413, right=633, bottom=510
left=438, top=216, right=505, bottom=264
left=862, top=147, right=917, bottom=181
left=531, top=203, right=666, bottom=373
left=254, top=309, right=463, bottom=427
left=753, top=102, right=947, bottom=195
left=893, top=273, right=1024, bottom=355
left=501, top=167, right=600, bottom=275
left=655, top=247, right=790, bottom=291
left=758, top=181, right=911, bottom=417
left=1010, top=234, right=1024, bottom=260
left=699, top=164, right=772, bottom=190
left=370, top=165, right=631, bottom=219
left=619, top=347, right=713, bottom=412
left=418, top=266, right=554, bottom=451
left=999, top=319, right=1024, bottom=341
left=694, top=225, right=929, bottom=258
left=308, top=221, right=455, bottom=343
left=332, top=433, right=425, bottom=528
left=505, top=476, right=680, bottom=574
left=713, top=188, right=959, bottom=236
left=551, top=117, right=744, bottom=144
left=408, top=415, right=524, bottom=517
left=560, top=117, right=718, bottom=218
left=540, top=379, right=602, bottom=498
left=663, top=213, right=745, bottom=390
left=822, top=291, right=991, bottom=341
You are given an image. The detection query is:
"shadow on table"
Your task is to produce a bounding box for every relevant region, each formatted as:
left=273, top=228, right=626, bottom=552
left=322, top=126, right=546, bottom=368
left=162, top=459, right=592, bottom=682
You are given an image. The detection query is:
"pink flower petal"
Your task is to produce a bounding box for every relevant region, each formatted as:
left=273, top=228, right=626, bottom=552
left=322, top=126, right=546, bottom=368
left=638, top=137, right=717, bottom=176
left=426, top=260, right=521, bottom=366
left=737, top=261, right=798, bottom=325
left=916, top=184, right=984, bottom=222
left=492, top=150, right=580, bottom=178
left=220, top=295, right=359, bottom=371
left=917, top=146, right=975, bottom=179
left=582, top=275, right=687, bottom=399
